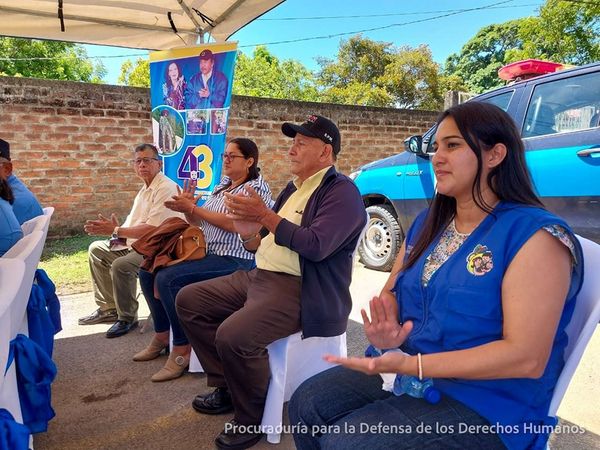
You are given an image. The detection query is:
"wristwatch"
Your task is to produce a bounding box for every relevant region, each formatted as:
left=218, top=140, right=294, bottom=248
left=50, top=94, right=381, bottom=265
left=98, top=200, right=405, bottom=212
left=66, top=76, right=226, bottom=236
left=111, top=226, right=120, bottom=240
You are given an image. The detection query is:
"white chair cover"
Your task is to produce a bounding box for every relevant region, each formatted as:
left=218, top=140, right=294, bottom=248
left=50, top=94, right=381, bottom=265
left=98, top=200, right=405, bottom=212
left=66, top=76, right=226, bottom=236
left=261, top=332, right=347, bottom=444
left=20, top=214, right=49, bottom=237
left=0, top=258, right=26, bottom=416
left=2, top=231, right=46, bottom=337
left=548, top=235, right=600, bottom=415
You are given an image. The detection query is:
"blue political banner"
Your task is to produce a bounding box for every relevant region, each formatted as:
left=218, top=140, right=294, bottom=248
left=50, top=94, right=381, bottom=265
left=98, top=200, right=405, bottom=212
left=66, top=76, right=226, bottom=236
left=149, top=43, right=238, bottom=201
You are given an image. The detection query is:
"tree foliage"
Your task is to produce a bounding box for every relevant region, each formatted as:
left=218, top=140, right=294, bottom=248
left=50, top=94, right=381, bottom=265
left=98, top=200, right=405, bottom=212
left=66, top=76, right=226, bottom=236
left=444, top=21, right=523, bottom=93
left=0, top=37, right=106, bottom=82
left=232, top=46, right=318, bottom=101
left=118, top=57, right=150, bottom=87
left=445, top=0, right=600, bottom=93
left=510, top=0, right=600, bottom=65
left=317, top=35, right=457, bottom=109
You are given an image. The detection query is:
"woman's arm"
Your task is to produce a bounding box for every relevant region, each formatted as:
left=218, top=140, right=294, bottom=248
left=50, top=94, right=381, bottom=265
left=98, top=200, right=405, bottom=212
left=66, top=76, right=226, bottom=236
left=188, top=205, right=236, bottom=232
left=327, top=229, right=572, bottom=380
left=379, top=241, right=407, bottom=300
left=164, top=179, right=237, bottom=232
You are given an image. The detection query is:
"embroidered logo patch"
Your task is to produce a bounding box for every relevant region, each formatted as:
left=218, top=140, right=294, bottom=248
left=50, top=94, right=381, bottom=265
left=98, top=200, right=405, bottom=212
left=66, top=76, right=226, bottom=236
left=466, top=244, right=493, bottom=276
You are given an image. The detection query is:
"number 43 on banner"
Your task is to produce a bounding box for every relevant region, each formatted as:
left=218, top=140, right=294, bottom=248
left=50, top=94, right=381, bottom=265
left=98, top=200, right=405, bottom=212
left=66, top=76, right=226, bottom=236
left=177, top=144, right=214, bottom=189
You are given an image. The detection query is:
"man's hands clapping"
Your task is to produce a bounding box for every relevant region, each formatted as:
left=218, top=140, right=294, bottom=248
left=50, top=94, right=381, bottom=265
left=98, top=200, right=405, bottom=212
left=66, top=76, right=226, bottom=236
left=84, top=213, right=119, bottom=236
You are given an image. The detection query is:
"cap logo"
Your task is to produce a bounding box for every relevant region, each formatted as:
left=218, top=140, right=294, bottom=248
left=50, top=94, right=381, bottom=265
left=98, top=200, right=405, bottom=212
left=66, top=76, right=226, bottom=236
left=323, top=133, right=332, bottom=142
left=307, top=115, right=318, bottom=123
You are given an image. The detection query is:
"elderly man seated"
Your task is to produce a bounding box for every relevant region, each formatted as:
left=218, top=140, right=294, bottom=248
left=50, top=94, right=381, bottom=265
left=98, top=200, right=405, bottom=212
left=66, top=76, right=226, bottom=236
left=79, top=143, right=182, bottom=338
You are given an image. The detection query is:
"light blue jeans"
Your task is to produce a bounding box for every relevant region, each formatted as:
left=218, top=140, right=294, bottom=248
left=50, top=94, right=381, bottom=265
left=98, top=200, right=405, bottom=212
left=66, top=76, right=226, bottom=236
left=138, top=254, right=254, bottom=345
left=288, top=365, right=507, bottom=449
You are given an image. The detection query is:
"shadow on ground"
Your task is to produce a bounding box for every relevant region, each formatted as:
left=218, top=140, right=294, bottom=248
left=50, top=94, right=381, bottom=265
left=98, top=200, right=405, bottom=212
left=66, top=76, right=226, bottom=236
left=34, top=320, right=598, bottom=449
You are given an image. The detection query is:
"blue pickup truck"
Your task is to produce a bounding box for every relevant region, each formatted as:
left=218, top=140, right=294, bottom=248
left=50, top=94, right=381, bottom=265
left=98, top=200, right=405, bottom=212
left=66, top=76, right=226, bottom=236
left=351, top=61, right=600, bottom=271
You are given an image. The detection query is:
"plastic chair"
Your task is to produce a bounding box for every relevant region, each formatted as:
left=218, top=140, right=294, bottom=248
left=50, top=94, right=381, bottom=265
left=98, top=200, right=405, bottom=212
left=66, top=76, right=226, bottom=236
left=2, top=231, right=46, bottom=337
left=261, top=331, right=347, bottom=443
left=548, top=235, right=600, bottom=416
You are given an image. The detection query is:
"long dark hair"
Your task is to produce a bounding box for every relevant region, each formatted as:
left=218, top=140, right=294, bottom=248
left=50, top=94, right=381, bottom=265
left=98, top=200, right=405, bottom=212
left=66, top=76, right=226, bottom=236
left=0, top=177, right=14, bottom=204
left=404, top=102, right=543, bottom=270
left=213, top=137, right=260, bottom=194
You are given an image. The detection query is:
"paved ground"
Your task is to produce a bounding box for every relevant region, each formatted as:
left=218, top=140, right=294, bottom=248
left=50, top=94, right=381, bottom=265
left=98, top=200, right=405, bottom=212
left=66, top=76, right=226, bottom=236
left=34, top=262, right=599, bottom=450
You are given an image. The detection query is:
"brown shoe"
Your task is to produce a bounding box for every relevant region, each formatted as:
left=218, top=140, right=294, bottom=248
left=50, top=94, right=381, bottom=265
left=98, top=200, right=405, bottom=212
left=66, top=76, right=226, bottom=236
left=132, top=336, right=169, bottom=362
left=151, top=352, right=189, bottom=382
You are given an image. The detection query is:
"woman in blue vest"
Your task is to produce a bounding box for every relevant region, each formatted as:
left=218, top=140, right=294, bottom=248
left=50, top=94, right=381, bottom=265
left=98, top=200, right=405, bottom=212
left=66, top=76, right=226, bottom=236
left=0, top=177, right=22, bottom=256
left=289, top=102, right=583, bottom=450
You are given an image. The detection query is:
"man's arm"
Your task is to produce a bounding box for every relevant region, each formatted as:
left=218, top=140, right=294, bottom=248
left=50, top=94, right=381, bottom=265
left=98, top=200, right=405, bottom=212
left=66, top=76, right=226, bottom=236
left=274, top=181, right=366, bottom=261
left=184, top=75, right=199, bottom=109
left=210, top=72, right=228, bottom=108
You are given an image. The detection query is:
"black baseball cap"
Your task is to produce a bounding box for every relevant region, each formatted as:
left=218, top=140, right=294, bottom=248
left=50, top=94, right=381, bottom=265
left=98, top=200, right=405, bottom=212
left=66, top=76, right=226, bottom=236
left=199, top=49, right=214, bottom=61
left=282, top=115, right=341, bottom=155
left=0, top=139, right=9, bottom=161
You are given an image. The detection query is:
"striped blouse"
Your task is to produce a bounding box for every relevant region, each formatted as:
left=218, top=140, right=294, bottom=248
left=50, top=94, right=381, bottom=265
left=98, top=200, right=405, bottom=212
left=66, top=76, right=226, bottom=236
left=200, top=174, right=273, bottom=260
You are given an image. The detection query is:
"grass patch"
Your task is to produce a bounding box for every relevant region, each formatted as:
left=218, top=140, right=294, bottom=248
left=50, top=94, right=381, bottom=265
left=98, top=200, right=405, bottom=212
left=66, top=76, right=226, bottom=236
left=39, top=235, right=98, bottom=295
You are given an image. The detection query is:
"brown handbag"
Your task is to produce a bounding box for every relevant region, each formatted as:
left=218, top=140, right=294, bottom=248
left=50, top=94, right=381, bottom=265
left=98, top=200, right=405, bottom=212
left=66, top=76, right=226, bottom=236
left=166, top=225, right=207, bottom=266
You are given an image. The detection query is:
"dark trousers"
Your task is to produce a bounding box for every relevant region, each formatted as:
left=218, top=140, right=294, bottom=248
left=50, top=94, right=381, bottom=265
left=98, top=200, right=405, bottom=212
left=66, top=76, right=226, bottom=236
left=288, top=366, right=507, bottom=450
left=176, top=268, right=302, bottom=425
left=138, top=255, right=254, bottom=345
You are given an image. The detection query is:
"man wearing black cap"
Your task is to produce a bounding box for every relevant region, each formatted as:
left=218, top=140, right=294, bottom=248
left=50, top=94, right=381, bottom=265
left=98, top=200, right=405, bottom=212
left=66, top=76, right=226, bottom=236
left=185, top=49, right=229, bottom=109
left=176, top=115, right=366, bottom=449
left=0, top=138, right=44, bottom=225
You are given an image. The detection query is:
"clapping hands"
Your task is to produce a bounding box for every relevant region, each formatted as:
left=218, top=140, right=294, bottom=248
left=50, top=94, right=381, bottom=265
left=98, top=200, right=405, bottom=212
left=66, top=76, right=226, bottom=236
left=84, top=213, right=119, bottom=236
left=164, top=179, right=201, bottom=214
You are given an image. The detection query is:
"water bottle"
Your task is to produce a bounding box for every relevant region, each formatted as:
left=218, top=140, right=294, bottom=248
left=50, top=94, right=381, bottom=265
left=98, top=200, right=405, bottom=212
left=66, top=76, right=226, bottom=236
left=393, top=375, right=441, bottom=404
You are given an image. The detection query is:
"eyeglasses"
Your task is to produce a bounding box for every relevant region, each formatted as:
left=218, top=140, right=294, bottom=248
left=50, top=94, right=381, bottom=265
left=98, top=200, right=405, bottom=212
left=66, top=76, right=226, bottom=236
left=132, top=157, right=159, bottom=165
left=221, top=153, right=246, bottom=162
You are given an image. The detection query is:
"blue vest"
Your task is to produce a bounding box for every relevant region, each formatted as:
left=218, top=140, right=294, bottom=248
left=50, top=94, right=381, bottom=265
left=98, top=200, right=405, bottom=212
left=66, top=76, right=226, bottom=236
left=0, top=197, right=22, bottom=256
left=396, top=202, right=583, bottom=450
left=7, top=174, right=43, bottom=225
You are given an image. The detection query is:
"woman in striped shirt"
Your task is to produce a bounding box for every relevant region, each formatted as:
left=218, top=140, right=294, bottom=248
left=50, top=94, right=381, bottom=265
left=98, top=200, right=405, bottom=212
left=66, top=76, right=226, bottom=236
left=134, top=138, right=272, bottom=382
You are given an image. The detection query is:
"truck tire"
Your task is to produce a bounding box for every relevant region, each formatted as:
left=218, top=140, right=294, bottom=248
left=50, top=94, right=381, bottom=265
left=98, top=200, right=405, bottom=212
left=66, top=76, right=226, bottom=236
left=358, top=205, right=403, bottom=272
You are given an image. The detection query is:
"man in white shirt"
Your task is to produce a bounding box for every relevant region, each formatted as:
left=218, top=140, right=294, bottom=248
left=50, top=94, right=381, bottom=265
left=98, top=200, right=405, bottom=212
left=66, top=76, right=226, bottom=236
left=79, top=143, right=182, bottom=338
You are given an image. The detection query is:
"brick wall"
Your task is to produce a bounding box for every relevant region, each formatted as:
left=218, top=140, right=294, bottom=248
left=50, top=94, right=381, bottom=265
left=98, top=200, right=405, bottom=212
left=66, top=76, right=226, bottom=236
left=0, top=76, right=438, bottom=237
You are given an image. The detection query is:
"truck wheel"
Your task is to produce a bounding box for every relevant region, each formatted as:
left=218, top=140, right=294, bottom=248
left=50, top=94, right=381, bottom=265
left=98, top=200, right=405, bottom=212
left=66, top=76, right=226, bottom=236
left=358, top=205, right=403, bottom=272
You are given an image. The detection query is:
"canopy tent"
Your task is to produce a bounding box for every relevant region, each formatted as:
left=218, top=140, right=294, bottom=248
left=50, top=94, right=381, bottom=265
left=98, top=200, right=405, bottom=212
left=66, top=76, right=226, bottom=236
left=0, top=0, right=284, bottom=50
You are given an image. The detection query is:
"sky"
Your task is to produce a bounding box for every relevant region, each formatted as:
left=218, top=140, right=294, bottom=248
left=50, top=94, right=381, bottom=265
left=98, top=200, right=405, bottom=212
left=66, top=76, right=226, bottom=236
left=83, top=0, right=545, bottom=85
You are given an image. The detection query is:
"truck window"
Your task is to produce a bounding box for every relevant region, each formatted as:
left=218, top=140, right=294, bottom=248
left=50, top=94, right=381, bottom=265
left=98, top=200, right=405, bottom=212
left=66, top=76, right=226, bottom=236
left=481, top=91, right=513, bottom=111
left=523, top=71, right=600, bottom=138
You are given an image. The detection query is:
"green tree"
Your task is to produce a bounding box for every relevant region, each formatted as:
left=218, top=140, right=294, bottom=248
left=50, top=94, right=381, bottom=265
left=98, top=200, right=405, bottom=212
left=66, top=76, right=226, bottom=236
left=509, top=0, right=600, bottom=65
left=444, top=20, right=524, bottom=93
left=0, top=37, right=106, bottom=82
left=233, top=46, right=318, bottom=101
left=318, top=35, right=450, bottom=109
left=445, top=0, right=600, bottom=93
left=118, top=57, right=150, bottom=87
